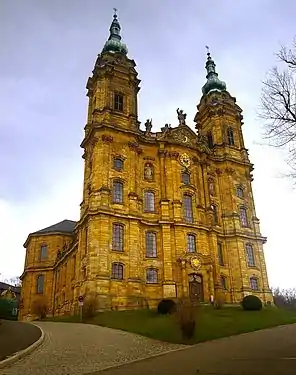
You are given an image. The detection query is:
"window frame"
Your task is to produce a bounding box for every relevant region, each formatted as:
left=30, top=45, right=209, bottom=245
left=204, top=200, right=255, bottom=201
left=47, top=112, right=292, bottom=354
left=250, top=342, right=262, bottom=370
left=112, top=223, right=124, bottom=252
left=36, top=274, right=44, bottom=294
left=207, top=131, right=214, bottom=149
left=220, top=275, right=227, bottom=290
left=217, top=242, right=224, bottom=266
left=145, top=231, right=157, bottom=258
left=183, top=194, right=193, bottom=223
left=246, top=243, right=255, bottom=267
left=112, top=180, right=124, bottom=204
left=187, top=233, right=196, bottom=253
left=250, top=277, right=259, bottom=291
left=227, top=127, right=235, bottom=146
left=113, top=157, right=124, bottom=171
left=239, top=206, right=248, bottom=227
left=111, top=262, right=124, bottom=280
left=144, top=190, right=155, bottom=212
left=181, top=171, right=190, bottom=185
left=146, top=268, right=158, bottom=284
left=236, top=186, right=244, bottom=198
left=211, top=203, right=219, bottom=225
left=114, top=92, right=124, bottom=112
left=40, top=244, right=48, bottom=261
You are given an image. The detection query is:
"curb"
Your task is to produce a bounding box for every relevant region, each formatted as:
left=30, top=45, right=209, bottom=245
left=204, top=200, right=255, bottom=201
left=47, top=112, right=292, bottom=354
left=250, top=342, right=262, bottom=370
left=0, top=323, right=45, bottom=369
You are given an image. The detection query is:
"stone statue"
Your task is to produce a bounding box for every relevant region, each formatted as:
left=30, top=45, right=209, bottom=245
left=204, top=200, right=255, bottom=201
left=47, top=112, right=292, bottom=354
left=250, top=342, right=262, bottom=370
left=161, top=123, right=171, bottom=133
left=177, top=108, right=187, bottom=126
left=144, top=164, right=153, bottom=180
left=144, top=119, right=152, bottom=134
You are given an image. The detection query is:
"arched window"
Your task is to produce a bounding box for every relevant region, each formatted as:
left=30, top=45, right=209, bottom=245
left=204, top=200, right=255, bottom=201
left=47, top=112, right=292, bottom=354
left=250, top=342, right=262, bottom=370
left=208, top=179, right=215, bottom=196
left=181, top=172, right=190, bottom=185
left=211, top=204, right=219, bottom=225
left=236, top=186, right=244, bottom=198
left=227, top=127, right=235, bottom=146
left=111, top=262, right=124, bottom=280
left=246, top=244, right=255, bottom=267
left=187, top=234, right=196, bottom=253
left=145, top=232, right=157, bottom=257
left=40, top=244, right=47, bottom=261
left=250, top=277, right=259, bottom=291
left=113, top=157, right=124, bottom=171
left=146, top=268, right=158, bottom=284
left=183, top=194, right=193, bottom=222
left=220, top=276, right=227, bottom=290
left=217, top=242, right=224, bottom=265
left=36, top=275, right=44, bottom=294
left=239, top=207, right=248, bottom=226
left=112, top=223, right=124, bottom=251
left=144, top=163, right=154, bottom=181
left=113, top=181, right=123, bottom=203
left=207, top=131, right=214, bottom=149
left=144, top=191, right=155, bottom=212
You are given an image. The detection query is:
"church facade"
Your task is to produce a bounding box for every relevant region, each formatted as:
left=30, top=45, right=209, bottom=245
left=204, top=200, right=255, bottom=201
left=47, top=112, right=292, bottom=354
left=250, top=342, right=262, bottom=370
left=19, top=13, right=273, bottom=320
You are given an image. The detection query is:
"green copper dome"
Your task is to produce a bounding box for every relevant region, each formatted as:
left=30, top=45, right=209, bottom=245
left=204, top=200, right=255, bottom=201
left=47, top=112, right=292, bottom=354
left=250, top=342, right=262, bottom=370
left=202, top=51, right=226, bottom=95
left=102, top=12, right=128, bottom=55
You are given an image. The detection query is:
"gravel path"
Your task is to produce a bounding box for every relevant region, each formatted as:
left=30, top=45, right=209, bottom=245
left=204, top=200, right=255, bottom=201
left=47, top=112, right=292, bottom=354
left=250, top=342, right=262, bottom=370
left=0, top=322, right=184, bottom=375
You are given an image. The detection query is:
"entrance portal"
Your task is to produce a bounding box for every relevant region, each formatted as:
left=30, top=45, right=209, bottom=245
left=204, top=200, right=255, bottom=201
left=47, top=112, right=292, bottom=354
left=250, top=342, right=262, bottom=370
left=189, top=273, right=204, bottom=302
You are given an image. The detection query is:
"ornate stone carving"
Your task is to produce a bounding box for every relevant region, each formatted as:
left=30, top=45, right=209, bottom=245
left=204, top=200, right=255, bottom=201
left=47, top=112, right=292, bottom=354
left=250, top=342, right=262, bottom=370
left=158, top=149, right=167, bottom=158
left=128, top=141, right=142, bottom=154
left=102, top=134, right=113, bottom=143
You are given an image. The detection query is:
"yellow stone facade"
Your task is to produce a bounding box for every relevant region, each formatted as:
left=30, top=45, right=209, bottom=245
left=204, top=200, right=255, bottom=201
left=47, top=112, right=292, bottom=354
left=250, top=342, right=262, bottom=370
left=19, top=14, right=273, bottom=320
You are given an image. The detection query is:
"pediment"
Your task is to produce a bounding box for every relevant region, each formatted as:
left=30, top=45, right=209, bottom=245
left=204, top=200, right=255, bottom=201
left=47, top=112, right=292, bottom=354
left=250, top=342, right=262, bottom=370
left=158, top=125, right=198, bottom=145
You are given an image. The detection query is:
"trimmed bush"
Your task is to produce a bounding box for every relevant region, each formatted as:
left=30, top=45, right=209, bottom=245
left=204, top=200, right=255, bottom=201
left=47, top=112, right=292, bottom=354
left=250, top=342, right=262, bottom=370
left=83, top=293, right=99, bottom=319
left=31, top=297, right=48, bottom=319
left=157, top=299, right=176, bottom=315
left=242, top=295, right=262, bottom=311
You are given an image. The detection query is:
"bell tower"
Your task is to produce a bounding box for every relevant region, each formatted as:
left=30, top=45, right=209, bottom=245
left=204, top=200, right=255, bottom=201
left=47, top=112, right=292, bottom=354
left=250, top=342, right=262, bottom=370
left=84, top=10, right=141, bottom=136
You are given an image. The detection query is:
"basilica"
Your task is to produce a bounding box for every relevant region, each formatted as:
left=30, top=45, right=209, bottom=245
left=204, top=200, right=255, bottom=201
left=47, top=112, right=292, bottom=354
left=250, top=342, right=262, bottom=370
left=19, top=12, right=273, bottom=319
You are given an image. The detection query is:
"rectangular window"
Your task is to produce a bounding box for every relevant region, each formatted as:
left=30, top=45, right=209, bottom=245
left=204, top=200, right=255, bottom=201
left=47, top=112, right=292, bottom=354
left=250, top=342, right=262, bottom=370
left=246, top=244, right=255, bottom=267
left=113, top=181, right=123, bottom=203
left=240, top=207, right=248, bottom=226
left=36, top=275, right=44, bottom=294
left=114, top=93, right=124, bottom=111
left=146, top=232, right=157, bottom=257
left=221, top=276, right=227, bottom=290
left=217, top=242, right=224, bottom=266
left=112, top=263, right=123, bottom=280
left=112, top=224, right=124, bottom=251
left=146, top=269, right=158, bottom=284
left=250, top=277, right=259, bottom=291
left=144, top=191, right=155, bottom=212
left=187, top=234, right=196, bottom=253
left=183, top=195, right=193, bottom=223
left=40, top=245, right=47, bottom=261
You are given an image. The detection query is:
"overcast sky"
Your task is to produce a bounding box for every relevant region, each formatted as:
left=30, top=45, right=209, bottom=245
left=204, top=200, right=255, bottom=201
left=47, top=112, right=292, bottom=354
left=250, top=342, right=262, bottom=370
left=0, top=0, right=295, bottom=288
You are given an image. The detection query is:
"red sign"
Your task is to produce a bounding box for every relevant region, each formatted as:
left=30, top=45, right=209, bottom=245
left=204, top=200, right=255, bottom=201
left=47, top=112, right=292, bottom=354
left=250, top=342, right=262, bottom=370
left=78, top=295, right=84, bottom=303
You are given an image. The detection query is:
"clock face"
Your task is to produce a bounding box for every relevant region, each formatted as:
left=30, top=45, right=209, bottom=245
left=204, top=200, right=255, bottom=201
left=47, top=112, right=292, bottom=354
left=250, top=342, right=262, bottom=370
left=179, top=153, right=191, bottom=167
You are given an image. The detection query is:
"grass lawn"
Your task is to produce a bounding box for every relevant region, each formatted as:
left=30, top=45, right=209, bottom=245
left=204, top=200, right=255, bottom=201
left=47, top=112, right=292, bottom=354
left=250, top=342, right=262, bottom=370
left=47, top=306, right=296, bottom=344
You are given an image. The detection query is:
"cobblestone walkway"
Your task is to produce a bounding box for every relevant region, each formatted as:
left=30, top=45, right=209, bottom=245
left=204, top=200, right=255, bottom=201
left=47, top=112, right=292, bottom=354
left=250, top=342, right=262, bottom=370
left=0, top=322, right=184, bottom=375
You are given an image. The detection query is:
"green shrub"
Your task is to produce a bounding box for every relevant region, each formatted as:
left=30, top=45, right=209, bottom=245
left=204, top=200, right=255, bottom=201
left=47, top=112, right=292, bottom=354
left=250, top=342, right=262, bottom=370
left=83, top=293, right=99, bottom=319
left=242, top=295, right=262, bottom=311
left=157, top=299, right=176, bottom=315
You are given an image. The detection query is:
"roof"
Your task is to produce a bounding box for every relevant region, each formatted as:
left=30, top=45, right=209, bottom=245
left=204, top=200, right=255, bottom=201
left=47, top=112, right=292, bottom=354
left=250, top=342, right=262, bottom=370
left=32, top=220, right=77, bottom=235
left=0, top=282, right=21, bottom=294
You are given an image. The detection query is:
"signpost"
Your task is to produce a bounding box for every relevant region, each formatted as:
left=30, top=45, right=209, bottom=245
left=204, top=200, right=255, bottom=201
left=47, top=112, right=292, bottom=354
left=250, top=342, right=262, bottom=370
left=78, top=295, right=84, bottom=322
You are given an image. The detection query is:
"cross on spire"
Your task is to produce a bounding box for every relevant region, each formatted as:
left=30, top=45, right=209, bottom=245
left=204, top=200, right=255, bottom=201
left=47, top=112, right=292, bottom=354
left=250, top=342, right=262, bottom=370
left=113, top=7, right=117, bottom=17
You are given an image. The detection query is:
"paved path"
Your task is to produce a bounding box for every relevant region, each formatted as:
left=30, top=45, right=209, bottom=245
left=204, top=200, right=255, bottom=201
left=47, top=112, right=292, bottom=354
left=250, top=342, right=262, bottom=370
left=0, top=322, right=184, bottom=375
left=87, top=324, right=296, bottom=375
left=0, top=320, right=41, bottom=361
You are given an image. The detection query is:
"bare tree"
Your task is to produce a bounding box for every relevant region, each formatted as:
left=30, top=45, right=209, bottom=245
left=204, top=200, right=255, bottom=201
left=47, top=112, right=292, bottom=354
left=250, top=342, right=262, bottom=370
left=4, top=277, right=22, bottom=287
left=260, top=38, right=296, bottom=177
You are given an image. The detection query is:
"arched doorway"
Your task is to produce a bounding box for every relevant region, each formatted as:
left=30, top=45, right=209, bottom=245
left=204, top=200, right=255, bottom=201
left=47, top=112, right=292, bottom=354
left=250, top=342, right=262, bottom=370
left=188, top=273, right=204, bottom=302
